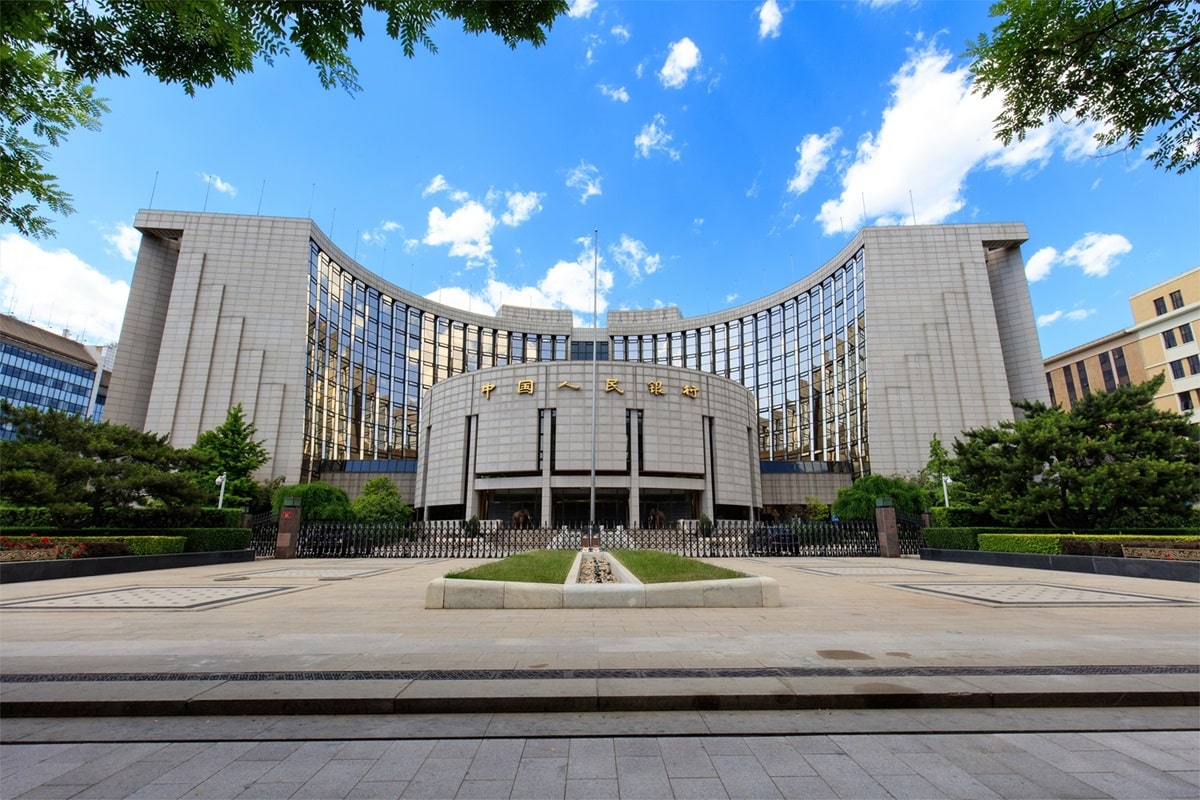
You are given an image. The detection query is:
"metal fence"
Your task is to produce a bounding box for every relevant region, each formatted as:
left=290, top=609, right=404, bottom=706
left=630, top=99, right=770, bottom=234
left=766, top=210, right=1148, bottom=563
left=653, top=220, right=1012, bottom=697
left=246, top=517, right=923, bottom=559
left=248, top=512, right=279, bottom=557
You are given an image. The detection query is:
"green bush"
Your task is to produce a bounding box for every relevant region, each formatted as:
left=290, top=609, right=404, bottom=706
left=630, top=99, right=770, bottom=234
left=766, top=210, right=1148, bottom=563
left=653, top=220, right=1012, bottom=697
left=832, top=474, right=931, bottom=520
left=178, top=528, right=252, bottom=552
left=78, top=540, right=133, bottom=558
left=0, top=507, right=53, bottom=527
left=271, top=482, right=352, bottom=521
left=922, top=528, right=979, bottom=550
left=1059, top=535, right=1199, bottom=558
left=978, top=534, right=1062, bottom=554
left=97, top=507, right=244, bottom=529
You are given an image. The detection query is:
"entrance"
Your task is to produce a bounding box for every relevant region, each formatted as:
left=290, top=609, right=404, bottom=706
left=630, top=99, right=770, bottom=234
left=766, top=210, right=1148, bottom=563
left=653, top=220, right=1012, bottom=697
left=553, top=490, right=628, bottom=527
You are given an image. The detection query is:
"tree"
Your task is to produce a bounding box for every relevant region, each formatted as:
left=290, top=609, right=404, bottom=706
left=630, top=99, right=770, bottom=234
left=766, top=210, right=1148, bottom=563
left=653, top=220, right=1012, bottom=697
left=1, top=0, right=569, bottom=237
left=350, top=476, right=414, bottom=523
left=191, top=404, right=270, bottom=510
left=0, top=402, right=205, bottom=524
left=951, top=375, right=1199, bottom=528
left=271, top=481, right=352, bottom=521
left=967, top=0, right=1200, bottom=173
left=831, top=474, right=931, bottom=520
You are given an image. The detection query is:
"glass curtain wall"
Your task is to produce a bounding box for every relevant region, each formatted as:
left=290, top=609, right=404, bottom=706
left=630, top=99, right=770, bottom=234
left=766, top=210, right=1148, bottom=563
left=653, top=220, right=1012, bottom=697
left=303, top=243, right=568, bottom=481
left=609, top=250, right=868, bottom=475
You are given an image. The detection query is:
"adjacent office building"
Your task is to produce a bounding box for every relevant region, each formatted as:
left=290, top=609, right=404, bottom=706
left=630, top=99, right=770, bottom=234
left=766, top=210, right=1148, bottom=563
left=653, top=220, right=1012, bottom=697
left=1044, top=267, right=1199, bottom=422
left=0, top=314, right=113, bottom=435
left=105, top=210, right=1046, bottom=524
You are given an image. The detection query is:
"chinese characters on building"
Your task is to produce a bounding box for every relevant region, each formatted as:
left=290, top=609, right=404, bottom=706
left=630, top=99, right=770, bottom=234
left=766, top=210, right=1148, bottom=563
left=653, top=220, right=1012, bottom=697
left=481, top=378, right=700, bottom=399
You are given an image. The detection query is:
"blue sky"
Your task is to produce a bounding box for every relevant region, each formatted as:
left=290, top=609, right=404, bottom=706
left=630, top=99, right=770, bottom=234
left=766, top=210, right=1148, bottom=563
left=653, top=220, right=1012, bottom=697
left=0, top=0, right=1195, bottom=358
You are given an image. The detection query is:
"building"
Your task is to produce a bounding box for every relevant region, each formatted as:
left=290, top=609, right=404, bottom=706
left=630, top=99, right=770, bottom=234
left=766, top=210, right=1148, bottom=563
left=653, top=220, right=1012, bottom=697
left=105, top=210, right=1047, bottom=524
left=0, top=314, right=112, bottom=435
left=1044, top=268, right=1199, bottom=421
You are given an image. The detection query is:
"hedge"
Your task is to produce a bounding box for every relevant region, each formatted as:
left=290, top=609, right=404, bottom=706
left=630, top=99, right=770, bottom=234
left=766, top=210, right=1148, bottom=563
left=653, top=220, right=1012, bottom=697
left=0, top=506, right=244, bottom=530
left=977, top=534, right=1063, bottom=554
left=0, top=535, right=187, bottom=555
left=1059, top=535, right=1200, bottom=558
left=0, top=528, right=251, bottom=553
left=922, top=528, right=980, bottom=550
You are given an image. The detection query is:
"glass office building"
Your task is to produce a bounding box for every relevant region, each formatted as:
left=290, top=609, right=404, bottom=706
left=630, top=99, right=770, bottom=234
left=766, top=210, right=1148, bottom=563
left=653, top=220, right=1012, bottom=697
left=106, top=211, right=1046, bottom=514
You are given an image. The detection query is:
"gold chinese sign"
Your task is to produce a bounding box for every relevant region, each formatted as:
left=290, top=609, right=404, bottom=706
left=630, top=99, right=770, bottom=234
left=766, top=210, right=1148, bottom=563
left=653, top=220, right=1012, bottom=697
left=481, top=378, right=699, bottom=399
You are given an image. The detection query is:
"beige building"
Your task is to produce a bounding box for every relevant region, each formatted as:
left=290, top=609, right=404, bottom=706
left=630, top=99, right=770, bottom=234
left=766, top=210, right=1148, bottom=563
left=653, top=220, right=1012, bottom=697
left=1044, top=268, right=1199, bottom=421
left=106, top=210, right=1047, bottom=524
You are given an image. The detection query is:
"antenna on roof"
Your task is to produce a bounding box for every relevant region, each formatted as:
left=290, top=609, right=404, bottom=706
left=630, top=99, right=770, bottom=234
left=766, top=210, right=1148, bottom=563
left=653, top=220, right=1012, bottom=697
left=148, top=171, right=159, bottom=209
left=307, top=183, right=316, bottom=219
left=257, top=180, right=266, bottom=215
left=909, top=190, right=917, bottom=226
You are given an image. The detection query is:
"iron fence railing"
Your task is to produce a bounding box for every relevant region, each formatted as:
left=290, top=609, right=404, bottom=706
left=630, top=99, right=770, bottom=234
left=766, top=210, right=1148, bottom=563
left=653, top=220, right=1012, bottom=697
left=267, top=519, right=894, bottom=559
left=896, top=511, right=927, bottom=555
left=248, top=512, right=279, bottom=557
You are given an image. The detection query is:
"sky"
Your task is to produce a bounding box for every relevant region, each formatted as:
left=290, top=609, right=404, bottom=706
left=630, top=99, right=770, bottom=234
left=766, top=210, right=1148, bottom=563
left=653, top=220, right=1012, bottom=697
left=0, top=0, right=1196, bottom=358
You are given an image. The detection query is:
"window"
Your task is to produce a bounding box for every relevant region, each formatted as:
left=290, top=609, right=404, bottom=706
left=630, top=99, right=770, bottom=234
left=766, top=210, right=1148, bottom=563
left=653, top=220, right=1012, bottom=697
left=1189, top=355, right=1200, bottom=376
left=1170, top=290, right=1184, bottom=309
left=1180, top=392, right=1195, bottom=412
left=1098, top=351, right=1116, bottom=392
left=1075, top=361, right=1090, bottom=396
left=1045, top=373, right=1057, bottom=406
left=1171, top=360, right=1186, bottom=379
left=1062, top=365, right=1077, bottom=403
left=1180, top=323, right=1194, bottom=343
left=1154, top=297, right=1168, bottom=315
left=1163, top=329, right=1178, bottom=348
left=1111, top=347, right=1130, bottom=385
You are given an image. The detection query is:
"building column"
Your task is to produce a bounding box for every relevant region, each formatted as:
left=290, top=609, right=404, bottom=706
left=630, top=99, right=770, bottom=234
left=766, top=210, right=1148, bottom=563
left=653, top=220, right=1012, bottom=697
left=874, top=497, right=901, bottom=558
left=628, top=410, right=641, bottom=527
left=463, top=415, right=478, bottom=521
left=539, top=409, right=553, bottom=527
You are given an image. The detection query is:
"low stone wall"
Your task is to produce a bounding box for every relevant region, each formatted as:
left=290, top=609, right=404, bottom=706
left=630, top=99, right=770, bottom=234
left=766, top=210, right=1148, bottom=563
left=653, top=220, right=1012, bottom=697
left=0, top=550, right=256, bottom=584
left=425, top=551, right=780, bottom=608
left=920, top=548, right=1199, bottom=583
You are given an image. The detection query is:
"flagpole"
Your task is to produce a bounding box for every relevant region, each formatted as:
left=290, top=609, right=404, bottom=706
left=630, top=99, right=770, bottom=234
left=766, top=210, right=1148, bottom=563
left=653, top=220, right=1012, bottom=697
left=589, top=230, right=598, bottom=533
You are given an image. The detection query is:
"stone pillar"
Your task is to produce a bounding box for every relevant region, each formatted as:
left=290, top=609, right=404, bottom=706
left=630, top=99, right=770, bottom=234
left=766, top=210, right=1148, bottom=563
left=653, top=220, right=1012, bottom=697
left=463, top=416, right=479, bottom=522
left=628, top=411, right=641, bottom=528
left=874, top=497, right=900, bottom=558
left=539, top=409, right=553, bottom=528
left=275, top=497, right=300, bottom=559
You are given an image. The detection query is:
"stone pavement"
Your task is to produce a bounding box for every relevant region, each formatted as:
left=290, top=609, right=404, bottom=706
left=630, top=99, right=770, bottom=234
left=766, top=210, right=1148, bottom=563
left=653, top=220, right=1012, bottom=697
left=0, top=555, right=1197, bottom=797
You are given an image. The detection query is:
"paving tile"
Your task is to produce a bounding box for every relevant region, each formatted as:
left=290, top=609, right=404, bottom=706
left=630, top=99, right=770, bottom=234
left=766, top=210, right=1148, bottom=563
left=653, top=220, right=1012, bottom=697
left=520, top=738, right=570, bottom=758
left=828, top=734, right=916, bottom=776
left=658, top=737, right=718, bottom=778
left=233, top=781, right=305, bottom=799
left=670, top=777, right=730, bottom=799
left=148, top=741, right=259, bottom=788
left=699, top=736, right=753, bottom=756
left=745, top=737, right=816, bottom=777
left=1074, top=769, right=1198, bottom=800
left=67, top=758, right=186, bottom=799
left=291, top=758, right=376, bottom=799
left=5, top=758, right=97, bottom=798
left=768, top=776, right=838, bottom=798
left=565, top=778, right=619, bottom=799
left=0, top=744, right=77, bottom=770
left=466, top=738, right=526, bottom=781
left=180, top=759, right=276, bottom=799
left=709, top=754, right=783, bottom=799
left=1079, top=731, right=1200, bottom=771
left=974, top=771, right=1084, bottom=800
left=874, top=772, right=952, bottom=800
left=893, top=752, right=1003, bottom=800
left=785, top=735, right=844, bottom=755
left=13, top=783, right=93, bottom=800
left=123, top=782, right=194, bottom=800
left=614, top=737, right=659, bottom=757
left=238, top=741, right=305, bottom=761
left=615, top=755, right=672, bottom=799
left=402, top=755, right=472, bottom=799
left=804, top=753, right=893, bottom=799
left=361, top=740, right=436, bottom=782
left=258, top=740, right=344, bottom=784
left=988, top=750, right=1118, bottom=799
left=344, top=780, right=410, bottom=799
left=566, top=738, right=616, bottom=780
left=511, top=755, right=567, bottom=799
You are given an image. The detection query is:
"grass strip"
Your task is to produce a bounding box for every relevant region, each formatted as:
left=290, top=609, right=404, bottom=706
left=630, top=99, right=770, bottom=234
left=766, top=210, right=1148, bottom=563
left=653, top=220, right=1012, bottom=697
left=445, top=549, right=577, bottom=584
left=610, top=549, right=745, bottom=584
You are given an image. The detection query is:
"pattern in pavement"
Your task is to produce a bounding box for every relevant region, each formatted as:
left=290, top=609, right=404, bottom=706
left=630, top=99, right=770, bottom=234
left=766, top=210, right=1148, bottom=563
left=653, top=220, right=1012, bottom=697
left=0, top=586, right=302, bottom=611
left=892, top=582, right=1199, bottom=606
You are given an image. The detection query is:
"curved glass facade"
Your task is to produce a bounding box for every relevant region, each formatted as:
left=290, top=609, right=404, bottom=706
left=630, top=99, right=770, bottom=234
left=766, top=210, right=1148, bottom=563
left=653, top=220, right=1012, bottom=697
left=303, top=242, right=866, bottom=481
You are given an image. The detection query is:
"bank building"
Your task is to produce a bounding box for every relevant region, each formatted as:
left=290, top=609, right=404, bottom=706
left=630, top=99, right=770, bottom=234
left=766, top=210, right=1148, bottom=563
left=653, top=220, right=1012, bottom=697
left=104, top=211, right=1046, bottom=526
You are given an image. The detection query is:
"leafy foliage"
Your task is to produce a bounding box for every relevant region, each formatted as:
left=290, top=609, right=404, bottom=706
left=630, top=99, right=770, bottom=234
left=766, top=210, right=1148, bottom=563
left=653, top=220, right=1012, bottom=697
left=271, top=481, right=352, bottom=521
left=350, top=477, right=414, bottom=522
left=967, top=0, right=1200, bottom=173
left=0, top=403, right=206, bottom=526
left=951, top=375, right=1199, bottom=528
left=831, top=474, right=932, bottom=520
left=1, top=0, right=568, bottom=237
left=191, top=404, right=270, bottom=510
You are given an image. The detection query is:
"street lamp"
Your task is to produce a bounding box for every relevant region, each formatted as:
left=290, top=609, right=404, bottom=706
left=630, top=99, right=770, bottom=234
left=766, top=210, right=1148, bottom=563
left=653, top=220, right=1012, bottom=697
left=215, top=473, right=227, bottom=510
left=941, top=474, right=952, bottom=508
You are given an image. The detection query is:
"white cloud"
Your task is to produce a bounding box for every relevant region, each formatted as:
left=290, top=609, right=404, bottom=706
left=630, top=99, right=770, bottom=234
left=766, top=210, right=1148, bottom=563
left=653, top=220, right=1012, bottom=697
left=0, top=234, right=129, bottom=344
left=1024, top=233, right=1132, bottom=282
left=1025, top=246, right=1057, bottom=282
left=427, top=238, right=614, bottom=325
left=423, top=174, right=450, bottom=196
left=725, top=293, right=739, bottom=303
left=501, top=191, right=543, bottom=227
left=201, top=173, right=237, bottom=196
left=104, top=223, right=141, bottom=262
left=610, top=235, right=662, bottom=282
left=813, top=42, right=1111, bottom=236
left=1038, top=307, right=1096, bottom=327
left=568, top=0, right=597, bottom=18
left=787, top=128, right=841, bottom=195
left=659, top=38, right=701, bottom=89
left=566, top=161, right=603, bottom=203
left=758, top=0, right=783, bottom=39
left=635, top=114, right=680, bottom=160
left=424, top=201, right=496, bottom=263
left=362, top=220, right=405, bottom=246
left=611, top=25, right=631, bottom=42
left=1062, top=232, right=1131, bottom=277
left=599, top=83, right=630, bottom=102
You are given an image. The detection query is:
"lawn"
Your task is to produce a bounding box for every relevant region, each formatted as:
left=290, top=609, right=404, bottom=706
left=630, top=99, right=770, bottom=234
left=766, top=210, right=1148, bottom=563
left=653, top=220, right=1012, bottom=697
left=446, top=549, right=746, bottom=584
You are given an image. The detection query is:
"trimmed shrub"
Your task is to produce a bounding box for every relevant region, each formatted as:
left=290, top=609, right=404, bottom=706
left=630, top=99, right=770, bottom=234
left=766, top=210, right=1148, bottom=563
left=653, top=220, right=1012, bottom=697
left=922, top=528, right=979, bottom=550
left=96, top=507, right=243, bottom=529
left=978, top=534, right=1062, bottom=554
left=1059, top=535, right=1199, bottom=558
left=179, top=528, right=252, bottom=552
left=271, top=482, right=352, bottom=521
left=78, top=541, right=133, bottom=558
left=1, top=535, right=186, bottom=555
left=0, top=507, right=53, bottom=527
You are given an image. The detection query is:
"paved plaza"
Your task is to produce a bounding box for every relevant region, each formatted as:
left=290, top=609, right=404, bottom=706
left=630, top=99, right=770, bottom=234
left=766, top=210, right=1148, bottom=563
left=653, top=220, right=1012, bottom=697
left=1, top=555, right=1197, bottom=797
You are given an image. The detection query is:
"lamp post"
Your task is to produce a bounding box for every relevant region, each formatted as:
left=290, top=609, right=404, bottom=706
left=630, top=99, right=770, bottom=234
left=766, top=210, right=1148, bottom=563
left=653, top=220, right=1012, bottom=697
left=941, top=474, right=952, bottom=508
left=216, top=473, right=227, bottom=510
